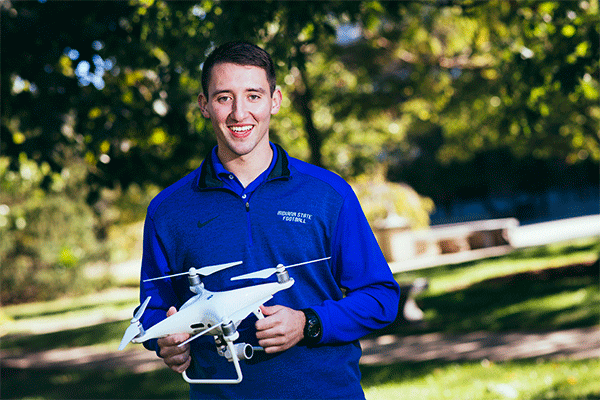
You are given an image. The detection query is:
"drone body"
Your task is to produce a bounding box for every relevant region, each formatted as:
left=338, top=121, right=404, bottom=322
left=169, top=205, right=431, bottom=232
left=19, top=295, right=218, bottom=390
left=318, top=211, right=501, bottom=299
left=118, top=257, right=330, bottom=384
left=129, top=277, right=294, bottom=346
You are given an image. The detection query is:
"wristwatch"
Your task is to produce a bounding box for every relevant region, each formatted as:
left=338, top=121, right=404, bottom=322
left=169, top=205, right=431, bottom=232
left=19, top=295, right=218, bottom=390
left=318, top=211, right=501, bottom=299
left=301, top=308, right=322, bottom=345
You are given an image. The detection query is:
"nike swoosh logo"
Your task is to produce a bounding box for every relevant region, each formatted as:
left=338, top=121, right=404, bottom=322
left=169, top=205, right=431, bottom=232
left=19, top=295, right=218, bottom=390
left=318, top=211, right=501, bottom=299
left=197, top=215, right=219, bottom=229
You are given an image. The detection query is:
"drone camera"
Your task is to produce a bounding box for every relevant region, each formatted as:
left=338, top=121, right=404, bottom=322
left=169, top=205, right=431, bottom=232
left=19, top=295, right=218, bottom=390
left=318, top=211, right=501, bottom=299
left=223, top=343, right=254, bottom=362
left=242, top=343, right=254, bottom=359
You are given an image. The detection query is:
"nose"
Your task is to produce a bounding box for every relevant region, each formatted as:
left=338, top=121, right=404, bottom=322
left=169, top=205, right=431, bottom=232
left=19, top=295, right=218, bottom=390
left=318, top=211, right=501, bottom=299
left=230, top=98, right=249, bottom=121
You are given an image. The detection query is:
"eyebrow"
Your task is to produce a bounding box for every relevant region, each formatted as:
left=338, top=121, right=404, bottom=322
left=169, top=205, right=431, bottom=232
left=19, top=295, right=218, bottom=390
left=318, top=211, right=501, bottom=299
left=210, top=87, right=267, bottom=98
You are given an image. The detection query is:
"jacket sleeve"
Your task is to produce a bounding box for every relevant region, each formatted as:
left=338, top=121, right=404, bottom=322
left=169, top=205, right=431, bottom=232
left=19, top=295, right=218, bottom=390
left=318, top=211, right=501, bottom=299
left=137, top=212, right=179, bottom=354
left=311, top=189, right=401, bottom=344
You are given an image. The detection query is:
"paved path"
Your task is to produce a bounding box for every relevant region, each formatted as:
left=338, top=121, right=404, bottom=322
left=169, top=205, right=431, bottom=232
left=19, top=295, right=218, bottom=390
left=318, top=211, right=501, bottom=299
left=359, top=326, right=600, bottom=365
left=3, top=327, right=599, bottom=372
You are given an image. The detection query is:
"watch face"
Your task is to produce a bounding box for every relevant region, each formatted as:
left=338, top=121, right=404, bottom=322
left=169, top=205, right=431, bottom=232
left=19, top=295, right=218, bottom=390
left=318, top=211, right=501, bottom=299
left=307, top=316, right=320, bottom=338
left=303, top=309, right=322, bottom=343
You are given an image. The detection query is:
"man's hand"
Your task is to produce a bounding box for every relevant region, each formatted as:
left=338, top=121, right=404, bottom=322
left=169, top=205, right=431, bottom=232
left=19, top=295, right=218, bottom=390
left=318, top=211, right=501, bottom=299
left=157, top=306, right=191, bottom=373
left=255, top=305, right=305, bottom=354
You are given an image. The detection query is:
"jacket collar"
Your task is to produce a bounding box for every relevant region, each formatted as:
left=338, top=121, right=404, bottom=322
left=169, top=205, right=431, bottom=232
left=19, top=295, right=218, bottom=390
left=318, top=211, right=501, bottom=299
left=197, top=143, right=291, bottom=189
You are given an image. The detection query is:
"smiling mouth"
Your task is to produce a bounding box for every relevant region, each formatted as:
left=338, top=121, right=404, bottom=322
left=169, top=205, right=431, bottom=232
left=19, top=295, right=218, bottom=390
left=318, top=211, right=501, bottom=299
left=229, top=125, right=253, bottom=138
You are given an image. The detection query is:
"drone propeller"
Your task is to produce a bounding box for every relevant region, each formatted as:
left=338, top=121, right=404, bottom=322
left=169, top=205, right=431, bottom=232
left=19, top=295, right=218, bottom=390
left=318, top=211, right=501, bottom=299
left=143, top=261, right=243, bottom=282
left=118, top=296, right=151, bottom=350
left=230, top=257, right=331, bottom=281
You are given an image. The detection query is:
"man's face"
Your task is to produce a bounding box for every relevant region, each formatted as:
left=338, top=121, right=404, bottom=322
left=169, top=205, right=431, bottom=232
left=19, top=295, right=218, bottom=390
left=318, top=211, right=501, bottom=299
left=198, top=62, right=282, bottom=163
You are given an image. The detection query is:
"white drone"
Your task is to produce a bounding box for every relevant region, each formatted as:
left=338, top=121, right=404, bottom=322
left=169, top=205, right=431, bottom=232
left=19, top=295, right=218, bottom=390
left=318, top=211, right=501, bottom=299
left=118, top=257, right=330, bottom=384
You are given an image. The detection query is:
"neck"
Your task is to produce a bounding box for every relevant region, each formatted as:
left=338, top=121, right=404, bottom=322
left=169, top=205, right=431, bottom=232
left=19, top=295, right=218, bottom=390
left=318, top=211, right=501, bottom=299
left=218, top=144, right=273, bottom=188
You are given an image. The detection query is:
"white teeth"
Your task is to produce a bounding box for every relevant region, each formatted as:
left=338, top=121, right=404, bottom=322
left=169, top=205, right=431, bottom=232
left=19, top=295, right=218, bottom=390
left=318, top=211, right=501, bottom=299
left=230, top=125, right=252, bottom=132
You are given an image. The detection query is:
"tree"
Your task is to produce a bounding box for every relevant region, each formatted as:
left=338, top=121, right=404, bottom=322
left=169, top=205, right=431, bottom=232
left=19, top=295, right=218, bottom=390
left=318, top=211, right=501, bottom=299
left=2, top=1, right=598, bottom=302
left=436, top=0, right=599, bottom=164
left=1, top=0, right=397, bottom=303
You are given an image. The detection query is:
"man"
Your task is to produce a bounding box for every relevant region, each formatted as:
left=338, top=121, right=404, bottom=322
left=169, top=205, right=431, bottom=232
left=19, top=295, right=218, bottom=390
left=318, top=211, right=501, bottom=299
left=138, top=41, right=400, bottom=399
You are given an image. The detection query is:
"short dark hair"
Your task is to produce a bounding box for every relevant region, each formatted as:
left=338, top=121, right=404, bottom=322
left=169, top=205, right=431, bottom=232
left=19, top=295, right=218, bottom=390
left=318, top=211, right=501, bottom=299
left=201, top=41, right=277, bottom=98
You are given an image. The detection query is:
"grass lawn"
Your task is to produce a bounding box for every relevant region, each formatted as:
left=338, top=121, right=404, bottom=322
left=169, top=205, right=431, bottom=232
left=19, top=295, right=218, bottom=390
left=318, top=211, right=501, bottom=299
left=362, top=358, right=600, bottom=400
left=385, top=237, right=599, bottom=336
left=1, top=237, right=598, bottom=399
left=2, top=358, right=598, bottom=400
left=1, top=366, right=190, bottom=399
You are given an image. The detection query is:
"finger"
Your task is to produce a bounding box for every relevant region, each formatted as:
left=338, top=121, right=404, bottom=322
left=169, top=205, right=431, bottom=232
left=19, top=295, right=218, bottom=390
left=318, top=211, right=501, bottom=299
left=260, top=304, right=283, bottom=317
left=255, top=323, right=283, bottom=340
left=256, top=317, right=276, bottom=332
left=171, top=356, right=191, bottom=373
left=164, top=348, right=191, bottom=373
left=157, top=333, right=191, bottom=347
left=258, top=337, right=293, bottom=354
left=160, top=344, right=189, bottom=361
left=257, top=334, right=285, bottom=347
left=159, top=340, right=189, bottom=355
left=166, top=306, right=177, bottom=317
left=256, top=305, right=285, bottom=331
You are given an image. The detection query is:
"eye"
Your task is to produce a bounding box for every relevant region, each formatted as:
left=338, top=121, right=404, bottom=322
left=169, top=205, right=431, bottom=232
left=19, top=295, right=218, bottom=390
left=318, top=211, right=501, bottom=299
left=248, top=94, right=261, bottom=101
left=216, top=95, right=231, bottom=103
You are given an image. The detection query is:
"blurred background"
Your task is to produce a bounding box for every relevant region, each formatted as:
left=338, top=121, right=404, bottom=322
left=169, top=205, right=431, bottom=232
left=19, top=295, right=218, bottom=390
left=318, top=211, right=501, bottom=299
left=1, top=1, right=599, bottom=399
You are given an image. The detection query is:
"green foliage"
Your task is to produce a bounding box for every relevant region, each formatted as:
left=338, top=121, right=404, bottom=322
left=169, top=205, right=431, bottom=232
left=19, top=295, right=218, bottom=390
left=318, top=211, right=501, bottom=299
left=351, top=169, right=435, bottom=228
left=3, top=0, right=597, bottom=183
left=434, top=0, right=600, bottom=164
left=388, top=141, right=599, bottom=215
left=2, top=0, right=598, bottom=304
left=0, top=156, right=109, bottom=304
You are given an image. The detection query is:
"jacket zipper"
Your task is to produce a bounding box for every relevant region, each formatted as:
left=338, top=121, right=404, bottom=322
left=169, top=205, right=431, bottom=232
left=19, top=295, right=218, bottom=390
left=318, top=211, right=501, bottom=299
left=243, top=194, right=252, bottom=246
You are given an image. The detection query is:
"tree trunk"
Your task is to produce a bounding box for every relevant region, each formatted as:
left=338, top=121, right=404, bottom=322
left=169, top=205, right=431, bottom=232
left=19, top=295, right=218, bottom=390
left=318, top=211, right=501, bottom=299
left=291, top=66, right=323, bottom=168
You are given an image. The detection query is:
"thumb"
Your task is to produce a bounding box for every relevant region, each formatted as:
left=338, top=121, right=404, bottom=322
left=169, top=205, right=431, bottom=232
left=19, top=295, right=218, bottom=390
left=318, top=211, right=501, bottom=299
left=166, top=306, right=178, bottom=317
left=260, top=304, right=283, bottom=317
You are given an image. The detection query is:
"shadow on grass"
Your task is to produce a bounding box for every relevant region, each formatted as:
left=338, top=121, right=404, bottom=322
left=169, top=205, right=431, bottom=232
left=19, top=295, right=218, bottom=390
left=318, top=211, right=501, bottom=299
left=360, top=359, right=442, bottom=387
left=425, top=260, right=598, bottom=332
left=381, top=259, right=599, bottom=337
left=1, top=367, right=189, bottom=399
left=2, top=320, right=131, bottom=353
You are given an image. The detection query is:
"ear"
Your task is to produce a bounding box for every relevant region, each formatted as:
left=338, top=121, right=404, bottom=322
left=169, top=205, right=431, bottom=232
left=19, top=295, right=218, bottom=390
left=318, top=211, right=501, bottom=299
left=270, top=88, right=282, bottom=115
left=198, top=93, right=210, bottom=118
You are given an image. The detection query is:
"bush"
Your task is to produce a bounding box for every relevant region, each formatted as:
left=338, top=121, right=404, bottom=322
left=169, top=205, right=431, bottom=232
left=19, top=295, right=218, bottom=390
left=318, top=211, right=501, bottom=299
left=0, top=156, right=108, bottom=304
left=351, top=171, right=435, bottom=229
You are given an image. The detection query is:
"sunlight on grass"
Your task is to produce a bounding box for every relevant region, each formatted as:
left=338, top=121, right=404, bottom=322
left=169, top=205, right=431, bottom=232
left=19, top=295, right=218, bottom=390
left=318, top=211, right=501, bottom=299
left=408, top=237, right=600, bottom=296
left=363, top=358, right=600, bottom=400
left=492, top=289, right=591, bottom=321
left=2, top=288, right=138, bottom=320
left=0, top=288, right=139, bottom=337
left=426, top=253, right=598, bottom=296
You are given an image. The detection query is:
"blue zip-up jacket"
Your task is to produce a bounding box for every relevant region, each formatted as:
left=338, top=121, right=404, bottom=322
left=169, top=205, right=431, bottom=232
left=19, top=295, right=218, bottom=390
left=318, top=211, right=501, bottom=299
left=138, top=144, right=400, bottom=399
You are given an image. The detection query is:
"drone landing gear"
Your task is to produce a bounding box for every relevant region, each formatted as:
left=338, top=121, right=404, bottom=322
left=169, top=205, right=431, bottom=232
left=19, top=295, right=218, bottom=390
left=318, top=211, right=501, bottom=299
left=183, top=339, right=246, bottom=384
left=182, top=321, right=257, bottom=385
